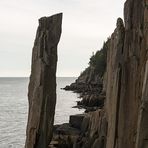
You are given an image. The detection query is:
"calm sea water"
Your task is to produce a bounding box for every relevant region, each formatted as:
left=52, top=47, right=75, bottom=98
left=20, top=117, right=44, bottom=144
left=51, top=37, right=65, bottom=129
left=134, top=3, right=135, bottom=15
left=0, top=77, right=84, bottom=148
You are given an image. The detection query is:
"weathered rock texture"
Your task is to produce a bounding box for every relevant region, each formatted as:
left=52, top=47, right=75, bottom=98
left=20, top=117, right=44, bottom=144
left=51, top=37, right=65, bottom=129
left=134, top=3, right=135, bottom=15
left=74, top=109, right=107, bottom=148
left=25, top=13, right=62, bottom=148
left=105, top=17, right=125, bottom=148
left=106, top=0, right=148, bottom=148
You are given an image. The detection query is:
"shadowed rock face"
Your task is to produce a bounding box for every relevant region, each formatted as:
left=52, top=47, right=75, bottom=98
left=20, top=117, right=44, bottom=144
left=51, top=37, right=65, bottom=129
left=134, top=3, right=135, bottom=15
left=25, top=13, right=62, bottom=148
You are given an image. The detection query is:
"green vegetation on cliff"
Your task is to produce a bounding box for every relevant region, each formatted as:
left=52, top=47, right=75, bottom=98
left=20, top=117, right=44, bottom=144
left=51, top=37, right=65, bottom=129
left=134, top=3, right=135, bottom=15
left=89, top=42, right=108, bottom=77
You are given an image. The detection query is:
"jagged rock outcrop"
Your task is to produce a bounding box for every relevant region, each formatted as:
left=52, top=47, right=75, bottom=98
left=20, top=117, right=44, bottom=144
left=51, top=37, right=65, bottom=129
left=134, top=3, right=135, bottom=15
left=63, top=42, right=108, bottom=110
left=25, top=13, right=62, bottom=148
left=63, top=41, right=108, bottom=93
left=64, top=66, right=103, bottom=94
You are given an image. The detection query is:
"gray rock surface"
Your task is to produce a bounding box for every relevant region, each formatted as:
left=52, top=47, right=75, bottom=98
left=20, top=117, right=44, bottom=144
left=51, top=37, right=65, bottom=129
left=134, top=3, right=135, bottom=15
left=25, top=13, right=62, bottom=148
left=135, top=2, right=148, bottom=147
left=106, top=0, right=148, bottom=147
left=73, top=109, right=107, bottom=148
left=136, top=60, right=148, bottom=148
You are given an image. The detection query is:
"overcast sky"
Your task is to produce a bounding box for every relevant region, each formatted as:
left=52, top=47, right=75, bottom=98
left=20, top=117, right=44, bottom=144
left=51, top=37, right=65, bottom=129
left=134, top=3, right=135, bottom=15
left=0, top=0, right=126, bottom=77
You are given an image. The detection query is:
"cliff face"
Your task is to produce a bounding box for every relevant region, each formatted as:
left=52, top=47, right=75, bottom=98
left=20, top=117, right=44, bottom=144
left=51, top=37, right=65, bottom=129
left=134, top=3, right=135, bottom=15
left=106, top=0, right=148, bottom=148
left=61, top=0, right=148, bottom=148
left=25, top=13, right=62, bottom=148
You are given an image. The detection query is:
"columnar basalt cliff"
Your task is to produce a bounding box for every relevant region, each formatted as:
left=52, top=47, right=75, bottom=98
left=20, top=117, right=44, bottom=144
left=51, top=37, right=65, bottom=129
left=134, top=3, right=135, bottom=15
left=25, top=13, right=62, bottom=148
left=59, top=0, right=148, bottom=148
left=106, top=0, right=148, bottom=147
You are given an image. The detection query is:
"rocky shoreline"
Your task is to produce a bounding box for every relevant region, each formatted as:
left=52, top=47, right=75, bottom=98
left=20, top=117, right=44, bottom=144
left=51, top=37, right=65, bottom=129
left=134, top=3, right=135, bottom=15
left=50, top=108, right=107, bottom=148
left=49, top=64, right=107, bottom=147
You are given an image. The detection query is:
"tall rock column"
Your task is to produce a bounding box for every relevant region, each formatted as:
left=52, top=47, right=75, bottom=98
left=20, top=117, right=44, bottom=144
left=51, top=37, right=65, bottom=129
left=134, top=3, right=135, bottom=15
left=25, top=13, right=62, bottom=148
left=106, top=18, right=125, bottom=148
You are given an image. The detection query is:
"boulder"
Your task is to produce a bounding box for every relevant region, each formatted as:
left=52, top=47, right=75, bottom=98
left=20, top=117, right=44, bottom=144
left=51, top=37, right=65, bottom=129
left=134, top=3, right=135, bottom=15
left=69, top=114, right=85, bottom=129
left=56, top=123, right=80, bottom=135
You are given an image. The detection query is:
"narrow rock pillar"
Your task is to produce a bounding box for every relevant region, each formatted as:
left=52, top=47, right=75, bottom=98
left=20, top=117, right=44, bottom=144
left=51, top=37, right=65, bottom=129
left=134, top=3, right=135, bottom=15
left=25, top=13, right=62, bottom=148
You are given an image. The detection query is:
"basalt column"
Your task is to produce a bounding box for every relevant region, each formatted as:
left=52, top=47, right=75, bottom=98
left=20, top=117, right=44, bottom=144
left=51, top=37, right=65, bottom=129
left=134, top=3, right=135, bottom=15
left=25, top=13, right=62, bottom=148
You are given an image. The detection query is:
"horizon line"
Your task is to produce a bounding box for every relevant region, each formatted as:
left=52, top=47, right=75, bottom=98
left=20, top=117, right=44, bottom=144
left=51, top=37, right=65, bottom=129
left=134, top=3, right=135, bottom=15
left=0, top=76, right=78, bottom=78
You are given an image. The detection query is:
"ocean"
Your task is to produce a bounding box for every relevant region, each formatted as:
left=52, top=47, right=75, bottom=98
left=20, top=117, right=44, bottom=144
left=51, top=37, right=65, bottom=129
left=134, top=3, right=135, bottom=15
left=0, top=77, right=84, bottom=148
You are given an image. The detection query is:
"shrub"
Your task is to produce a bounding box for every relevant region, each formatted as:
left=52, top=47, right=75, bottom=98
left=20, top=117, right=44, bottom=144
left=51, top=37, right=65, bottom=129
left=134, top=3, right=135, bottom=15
left=89, top=42, right=108, bottom=77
